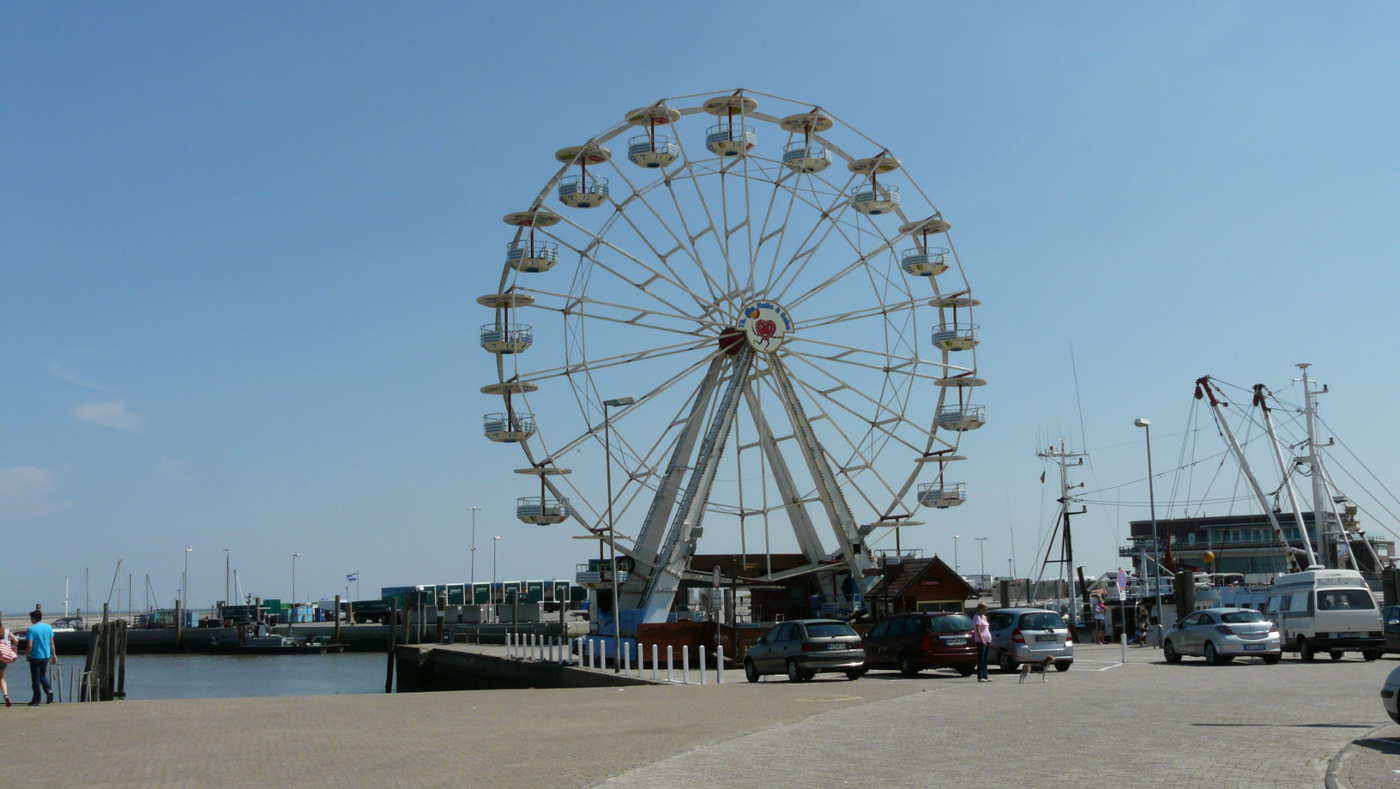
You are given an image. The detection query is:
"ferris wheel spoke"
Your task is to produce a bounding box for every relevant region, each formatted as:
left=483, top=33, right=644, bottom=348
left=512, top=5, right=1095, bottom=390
left=510, top=336, right=712, bottom=385
left=772, top=355, right=926, bottom=455
left=779, top=220, right=906, bottom=312
left=779, top=338, right=942, bottom=382
left=514, top=286, right=722, bottom=337
left=676, top=161, right=740, bottom=320
left=795, top=298, right=923, bottom=331
left=762, top=172, right=862, bottom=301
left=603, top=165, right=731, bottom=312
left=543, top=218, right=714, bottom=322
left=532, top=348, right=725, bottom=466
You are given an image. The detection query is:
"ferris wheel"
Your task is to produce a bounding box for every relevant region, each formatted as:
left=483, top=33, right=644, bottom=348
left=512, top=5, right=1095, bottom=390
left=479, top=89, right=985, bottom=622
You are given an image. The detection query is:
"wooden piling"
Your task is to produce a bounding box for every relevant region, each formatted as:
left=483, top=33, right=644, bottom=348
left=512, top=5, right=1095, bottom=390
left=115, top=620, right=128, bottom=698
left=384, top=600, right=398, bottom=693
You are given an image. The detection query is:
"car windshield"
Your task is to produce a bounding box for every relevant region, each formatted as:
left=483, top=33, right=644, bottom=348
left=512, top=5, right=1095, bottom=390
left=929, top=615, right=972, bottom=633
left=1219, top=611, right=1266, bottom=624
left=805, top=623, right=857, bottom=638
left=1317, top=589, right=1376, bottom=611
left=1018, top=612, right=1063, bottom=630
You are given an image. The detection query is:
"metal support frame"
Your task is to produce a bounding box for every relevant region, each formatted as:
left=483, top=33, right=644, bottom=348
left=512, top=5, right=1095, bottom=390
left=1254, top=385, right=1318, bottom=569
left=639, top=347, right=755, bottom=621
left=767, top=356, right=876, bottom=586
left=742, top=380, right=826, bottom=563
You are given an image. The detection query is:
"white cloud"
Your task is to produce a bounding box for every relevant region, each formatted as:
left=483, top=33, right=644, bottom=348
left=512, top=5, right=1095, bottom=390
left=0, top=466, right=66, bottom=519
left=47, top=362, right=112, bottom=393
left=75, top=400, right=143, bottom=430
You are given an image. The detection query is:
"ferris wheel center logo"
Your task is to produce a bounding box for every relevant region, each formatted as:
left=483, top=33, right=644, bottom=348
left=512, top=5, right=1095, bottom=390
left=739, top=302, right=793, bottom=352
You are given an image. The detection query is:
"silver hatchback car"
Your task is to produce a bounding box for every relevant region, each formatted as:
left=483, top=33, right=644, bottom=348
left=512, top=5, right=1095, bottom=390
left=744, top=619, right=865, bottom=682
left=1163, top=607, right=1281, bottom=665
left=988, top=608, right=1073, bottom=672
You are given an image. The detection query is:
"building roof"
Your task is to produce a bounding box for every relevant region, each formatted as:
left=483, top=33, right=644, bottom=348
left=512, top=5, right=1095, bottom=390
left=867, top=556, right=973, bottom=602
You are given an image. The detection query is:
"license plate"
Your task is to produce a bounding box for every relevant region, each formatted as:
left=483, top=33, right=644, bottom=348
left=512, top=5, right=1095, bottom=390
left=944, top=638, right=967, bottom=646
left=827, top=642, right=847, bottom=651
left=1244, top=644, right=1266, bottom=651
left=1035, top=634, right=1058, bottom=642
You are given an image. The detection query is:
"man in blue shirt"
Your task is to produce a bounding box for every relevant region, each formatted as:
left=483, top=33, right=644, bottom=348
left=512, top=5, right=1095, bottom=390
left=25, top=610, right=56, bottom=706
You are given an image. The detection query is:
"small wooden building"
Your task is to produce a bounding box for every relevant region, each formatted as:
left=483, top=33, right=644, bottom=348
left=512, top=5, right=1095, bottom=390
left=867, top=556, right=974, bottom=617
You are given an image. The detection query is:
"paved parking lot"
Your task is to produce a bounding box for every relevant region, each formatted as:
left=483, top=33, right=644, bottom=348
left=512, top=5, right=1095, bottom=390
left=0, top=645, right=1394, bottom=788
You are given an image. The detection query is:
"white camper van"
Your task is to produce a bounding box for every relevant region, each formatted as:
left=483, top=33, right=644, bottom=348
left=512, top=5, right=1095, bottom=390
left=1264, top=569, right=1384, bottom=661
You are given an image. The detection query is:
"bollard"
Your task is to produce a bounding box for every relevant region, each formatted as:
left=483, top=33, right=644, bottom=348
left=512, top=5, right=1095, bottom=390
left=682, top=645, right=691, bottom=684
left=717, top=646, right=725, bottom=684
left=666, top=645, right=674, bottom=683
left=699, top=646, right=707, bottom=684
left=635, top=643, right=643, bottom=679
left=624, top=642, right=631, bottom=673
left=585, top=638, right=592, bottom=667
left=652, top=644, right=659, bottom=682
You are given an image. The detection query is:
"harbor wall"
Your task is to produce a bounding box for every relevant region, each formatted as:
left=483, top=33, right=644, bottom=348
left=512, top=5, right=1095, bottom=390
left=393, top=644, right=656, bottom=692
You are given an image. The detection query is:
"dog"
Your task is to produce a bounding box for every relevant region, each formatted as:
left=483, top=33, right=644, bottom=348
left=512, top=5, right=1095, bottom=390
left=1017, top=656, right=1055, bottom=684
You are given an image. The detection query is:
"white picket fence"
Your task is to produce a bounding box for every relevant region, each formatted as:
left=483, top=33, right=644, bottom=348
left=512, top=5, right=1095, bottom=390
left=502, top=632, right=725, bottom=685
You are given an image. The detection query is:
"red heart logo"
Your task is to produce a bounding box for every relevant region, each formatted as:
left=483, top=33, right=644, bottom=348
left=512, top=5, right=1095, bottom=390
left=755, top=319, right=777, bottom=340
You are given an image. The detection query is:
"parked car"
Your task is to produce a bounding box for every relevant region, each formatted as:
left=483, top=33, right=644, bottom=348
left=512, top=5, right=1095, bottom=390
left=1383, top=664, right=1400, bottom=725
left=987, top=608, right=1073, bottom=673
left=1381, top=605, right=1400, bottom=655
left=863, top=612, right=977, bottom=677
left=1163, top=607, right=1281, bottom=665
left=744, top=619, right=865, bottom=682
left=1264, top=569, right=1383, bottom=661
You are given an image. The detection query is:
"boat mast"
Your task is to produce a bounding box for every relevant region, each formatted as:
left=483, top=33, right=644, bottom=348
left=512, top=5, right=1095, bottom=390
left=1298, top=363, right=1337, bottom=567
left=1196, top=377, right=1299, bottom=572
left=1253, top=384, right=1317, bottom=570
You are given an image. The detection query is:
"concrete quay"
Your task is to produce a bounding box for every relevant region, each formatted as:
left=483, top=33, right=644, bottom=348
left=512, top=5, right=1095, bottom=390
left=0, top=646, right=1395, bottom=788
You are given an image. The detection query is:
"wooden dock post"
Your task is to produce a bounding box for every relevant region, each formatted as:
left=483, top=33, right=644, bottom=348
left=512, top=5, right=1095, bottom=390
left=384, top=600, right=398, bottom=693
left=334, top=595, right=342, bottom=641
left=115, top=620, right=128, bottom=699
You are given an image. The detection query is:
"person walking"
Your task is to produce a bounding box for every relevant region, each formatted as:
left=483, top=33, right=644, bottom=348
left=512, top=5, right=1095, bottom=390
left=0, top=622, right=18, bottom=707
left=1093, top=597, right=1107, bottom=644
left=972, top=603, right=993, bottom=683
left=24, top=610, right=56, bottom=706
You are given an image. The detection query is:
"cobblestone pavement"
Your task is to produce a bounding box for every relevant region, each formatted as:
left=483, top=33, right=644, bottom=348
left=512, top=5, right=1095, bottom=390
left=0, top=646, right=1392, bottom=788
left=1332, top=723, right=1400, bottom=788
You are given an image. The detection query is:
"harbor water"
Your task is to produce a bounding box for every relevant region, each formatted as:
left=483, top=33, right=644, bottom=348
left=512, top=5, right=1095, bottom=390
left=21, top=653, right=384, bottom=701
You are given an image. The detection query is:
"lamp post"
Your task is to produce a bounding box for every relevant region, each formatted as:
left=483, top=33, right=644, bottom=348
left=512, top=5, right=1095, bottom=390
left=492, top=536, right=502, bottom=623
left=467, top=505, right=482, bottom=591
left=291, top=552, right=301, bottom=604
left=222, top=548, right=230, bottom=609
left=602, top=396, right=635, bottom=672
left=975, top=536, right=987, bottom=590
left=182, top=546, right=192, bottom=610
left=953, top=535, right=960, bottom=574
left=1135, top=417, right=1161, bottom=647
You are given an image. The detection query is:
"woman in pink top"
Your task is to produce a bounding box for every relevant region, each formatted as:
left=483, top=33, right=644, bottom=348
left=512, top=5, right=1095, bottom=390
left=972, top=603, right=992, bottom=682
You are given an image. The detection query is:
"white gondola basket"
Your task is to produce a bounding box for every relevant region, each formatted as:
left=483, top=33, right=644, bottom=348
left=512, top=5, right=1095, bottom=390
left=627, top=134, right=680, bottom=168
left=483, top=412, right=536, bottom=443
left=935, top=405, right=986, bottom=431
left=852, top=185, right=900, bottom=216
left=705, top=124, right=756, bottom=157
left=932, top=324, right=979, bottom=352
left=558, top=175, right=610, bottom=208
left=517, top=496, right=570, bottom=525
left=918, top=482, right=967, bottom=508
left=781, top=141, right=832, bottom=173
left=901, top=246, right=949, bottom=277
left=506, top=240, right=559, bottom=273
left=480, top=323, right=533, bottom=354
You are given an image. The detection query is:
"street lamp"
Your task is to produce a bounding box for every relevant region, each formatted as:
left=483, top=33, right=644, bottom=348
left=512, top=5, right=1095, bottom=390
left=492, top=536, right=502, bottom=622
left=467, top=505, right=482, bottom=590
left=975, top=536, right=988, bottom=589
left=953, top=535, right=960, bottom=574
left=183, top=546, right=192, bottom=610
left=1135, top=417, right=1161, bottom=647
left=291, top=552, right=301, bottom=604
left=602, top=396, right=635, bottom=672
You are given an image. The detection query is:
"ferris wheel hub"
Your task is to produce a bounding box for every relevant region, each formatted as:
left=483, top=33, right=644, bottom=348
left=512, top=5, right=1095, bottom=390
left=738, top=301, right=794, bottom=353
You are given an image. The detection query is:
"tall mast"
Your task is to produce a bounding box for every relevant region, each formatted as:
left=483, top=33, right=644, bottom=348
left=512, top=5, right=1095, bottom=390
left=1037, top=441, right=1087, bottom=628
left=1298, top=363, right=1334, bottom=565
left=1253, top=384, right=1317, bottom=570
left=1196, top=377, right=1298, bottom=571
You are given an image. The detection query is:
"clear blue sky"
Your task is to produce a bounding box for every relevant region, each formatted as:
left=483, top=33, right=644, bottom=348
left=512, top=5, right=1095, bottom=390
left=4, top=2, right=1398, bottom=613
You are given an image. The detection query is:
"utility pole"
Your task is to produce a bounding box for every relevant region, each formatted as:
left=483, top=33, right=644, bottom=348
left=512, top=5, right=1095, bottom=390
left=1037, top=441, right=1088, bottom=630
left=1298, top=364, right=1342, bottom=568
left=467, top=505, right=482, bottom=588
left=975, top=536, right=987, bottom=589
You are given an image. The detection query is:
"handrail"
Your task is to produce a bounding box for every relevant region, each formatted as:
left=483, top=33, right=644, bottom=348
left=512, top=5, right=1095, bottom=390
left=506, top=240, right=559, bottom=257
left=901, top=246, right=949, bottom=259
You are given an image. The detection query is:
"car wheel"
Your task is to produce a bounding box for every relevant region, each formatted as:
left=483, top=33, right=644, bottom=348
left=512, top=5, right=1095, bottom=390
left=1262, top=654, right=1281, bottom=665
left=1163, top=640, right=1181, bottom=664
left=1299, top=637, right=1315, bottom=662
left=845, top=668, right=865, bottom=681
left=1054, top=660, right=1072, bottom=672
left=956, top=665, right=974, bottom=677
left=1363, top=649, right=1381, bottom=662
left=1205, top=642, right=1231, bottom=665
left=998, top=651, right=1017, bottom=673
left=786, top=659, right=804, bottom=683
left=1330, top=650, right=1344, bottom=662
left=744, top=658, right=759, bottom=683
left=899, top=654, right=920, bottom=677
